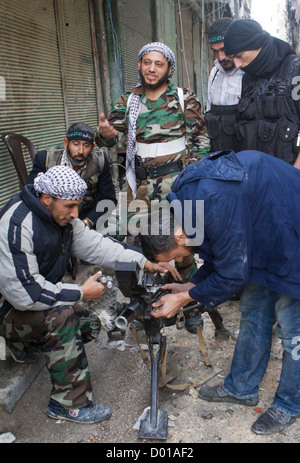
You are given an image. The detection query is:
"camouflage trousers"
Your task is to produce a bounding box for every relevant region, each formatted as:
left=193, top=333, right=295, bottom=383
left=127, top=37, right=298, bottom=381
left=0, top=305, right=101, bottom=408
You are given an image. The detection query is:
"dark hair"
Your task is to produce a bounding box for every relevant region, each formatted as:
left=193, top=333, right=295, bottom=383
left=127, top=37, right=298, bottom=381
left=139, top=208, right=180, bottom=261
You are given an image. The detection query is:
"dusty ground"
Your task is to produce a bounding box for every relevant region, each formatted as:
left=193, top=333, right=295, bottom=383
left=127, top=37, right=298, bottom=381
left=0, top=262, right=299, bottom=445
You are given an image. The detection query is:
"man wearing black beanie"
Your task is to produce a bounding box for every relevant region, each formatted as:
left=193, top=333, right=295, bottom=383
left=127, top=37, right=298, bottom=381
left=205, top=17, right=244, bottom=152
left=223, top=18, right=300, bottom=168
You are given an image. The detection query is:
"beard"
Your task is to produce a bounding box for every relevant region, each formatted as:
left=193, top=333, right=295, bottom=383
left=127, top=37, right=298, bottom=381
left=140, top=68, right=170, bottom=90
left=219, top=59, right=235, bottom=71
left=66, top=146, right=89, bottom=167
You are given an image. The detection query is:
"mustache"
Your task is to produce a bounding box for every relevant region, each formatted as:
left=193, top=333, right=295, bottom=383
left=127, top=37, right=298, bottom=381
left=66, top=148, right=87, bottom=167
left=220, top=58, right=233, bottom=64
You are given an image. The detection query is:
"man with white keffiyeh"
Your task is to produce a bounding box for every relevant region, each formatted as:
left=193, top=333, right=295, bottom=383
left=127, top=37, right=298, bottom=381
left=96, top=42, right=210, bottom=333
left=96, top=42, right=210, bottom=204
left=0, top=165, right=180, bottom=424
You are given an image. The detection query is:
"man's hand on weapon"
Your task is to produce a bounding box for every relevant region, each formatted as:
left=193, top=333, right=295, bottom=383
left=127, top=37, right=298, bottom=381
left=160, top=281, right=196, bottom=294
left=144, top=260, right=182, bottom=281
left=151, top=283, right=195, bottom=319
left=98, top=112, right=117, bottom=139
left=82, top=271, right=105, bottom=300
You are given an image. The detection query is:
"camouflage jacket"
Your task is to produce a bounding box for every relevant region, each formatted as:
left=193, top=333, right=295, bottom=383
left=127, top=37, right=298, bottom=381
left=95, top=82, right=210, bottom=159
left=95, top=82, right=210, bottom=203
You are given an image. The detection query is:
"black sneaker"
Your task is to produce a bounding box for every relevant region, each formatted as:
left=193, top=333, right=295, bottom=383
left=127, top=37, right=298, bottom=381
left=46, top=399, right=112, bottom=424
left=6, top=344, right=39, bottom=364
left=198, top=385, right=259, bottom=406
left=251, top=406, right=296, bottom=435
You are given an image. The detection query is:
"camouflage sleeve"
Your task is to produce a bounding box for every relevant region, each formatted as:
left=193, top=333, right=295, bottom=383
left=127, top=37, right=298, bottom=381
left=94, top=93, right=130, bottom=148
left=184, top=88, right=210, bottom=160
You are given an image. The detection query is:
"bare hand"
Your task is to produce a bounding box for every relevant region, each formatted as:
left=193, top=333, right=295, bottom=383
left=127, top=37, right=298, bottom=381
left=98, top=112, right=117, bottom=139
left=151, top=291, right=194, bottom=319
left=82, top=271, right=105, bottom=301
left=160, top=282, right=196, bottom=294
left=144, top=260, right=182, bottom=281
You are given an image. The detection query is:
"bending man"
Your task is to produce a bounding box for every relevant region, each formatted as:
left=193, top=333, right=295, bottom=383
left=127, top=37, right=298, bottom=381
left=141, top=150, right=300, bottom=435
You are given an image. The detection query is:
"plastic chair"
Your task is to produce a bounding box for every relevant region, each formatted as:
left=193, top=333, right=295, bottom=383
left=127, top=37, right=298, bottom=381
left=2, top=133, right=36, bottom=188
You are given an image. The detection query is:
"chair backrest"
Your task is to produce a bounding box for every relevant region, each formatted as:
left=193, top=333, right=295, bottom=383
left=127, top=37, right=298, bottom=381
left=2, top=133, right=36, bottom=189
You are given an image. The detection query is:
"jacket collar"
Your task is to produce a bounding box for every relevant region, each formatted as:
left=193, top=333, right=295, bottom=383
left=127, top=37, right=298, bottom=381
left=214, top=59, right=244, bottom=77
left=170, top=150, right=245, bottom=194
left=20, top=185, right=63, bottom=228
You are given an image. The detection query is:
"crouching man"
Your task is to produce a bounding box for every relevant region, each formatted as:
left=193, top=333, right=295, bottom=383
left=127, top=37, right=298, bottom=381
left=0, top=165, right=178, bottom=424
left=140, top=150, right=300, bottom=435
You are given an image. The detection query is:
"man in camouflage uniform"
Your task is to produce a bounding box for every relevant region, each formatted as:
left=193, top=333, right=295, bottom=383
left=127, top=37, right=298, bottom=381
left=96, top=42, right=210, bottom=209
left=96, top=43, right=210, bottom=332
left=0, top=165, right=177, bottom=423
left=27, top=122, right=116, bottom=230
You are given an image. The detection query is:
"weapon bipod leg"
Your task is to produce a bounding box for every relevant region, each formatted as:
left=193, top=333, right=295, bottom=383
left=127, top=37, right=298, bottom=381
left=183, top=302, right=230, bottom=339
left=207, top=307, right=230, bottom=339
left=138, top=332, right=168, bottom=440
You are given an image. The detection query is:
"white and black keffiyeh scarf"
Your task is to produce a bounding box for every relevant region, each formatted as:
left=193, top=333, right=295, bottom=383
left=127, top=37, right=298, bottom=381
left=34, top=165, right=87, bottom=200
left=126, top=42, right=176, bottom=199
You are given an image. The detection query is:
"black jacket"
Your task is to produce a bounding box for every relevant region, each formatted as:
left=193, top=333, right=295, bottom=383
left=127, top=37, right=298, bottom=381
left=235, top=54, right=300, bottom=164
left=27, top=147, right=117, bottom=226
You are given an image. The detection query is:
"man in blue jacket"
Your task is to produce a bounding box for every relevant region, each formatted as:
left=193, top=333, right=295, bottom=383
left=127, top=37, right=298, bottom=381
left=140, top=149, right=300, bottom=435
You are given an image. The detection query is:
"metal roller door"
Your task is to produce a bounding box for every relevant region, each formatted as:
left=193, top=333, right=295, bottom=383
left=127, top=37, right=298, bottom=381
left=0, top=0, right=66, bottom=206
left=54, top=0, right=98, bottom=128
left=0, top=0, right=99, bottom=208
left=116, top=0, right=153, bottom=92
left=176, top=3, right=194, bottom=91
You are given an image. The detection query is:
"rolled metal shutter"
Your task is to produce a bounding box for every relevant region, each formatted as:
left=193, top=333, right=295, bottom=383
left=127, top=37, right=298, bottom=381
left=176, top=4, right=194, bottom=91
left=116, top=0, right=153, bottom=92
left=0, top=0, right=66, bottom=206
left=193, top=18, right=209, bottom=109
left=55, top=0, right=98, bottom=128
left=0, top=0, right=99, bottom=208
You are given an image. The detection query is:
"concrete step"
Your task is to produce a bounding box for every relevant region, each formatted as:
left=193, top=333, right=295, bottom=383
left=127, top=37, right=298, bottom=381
left=0, top=355, right=45, bottom=413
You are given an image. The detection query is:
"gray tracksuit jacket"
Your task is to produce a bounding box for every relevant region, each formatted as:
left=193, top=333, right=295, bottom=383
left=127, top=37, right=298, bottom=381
left=0, top=185, right=146, bottom=314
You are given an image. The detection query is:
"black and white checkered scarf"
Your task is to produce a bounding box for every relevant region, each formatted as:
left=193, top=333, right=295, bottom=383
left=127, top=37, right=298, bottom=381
left=34, top=165, right=87, bottom=200
left=126, top=42, right=176, bottom=198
